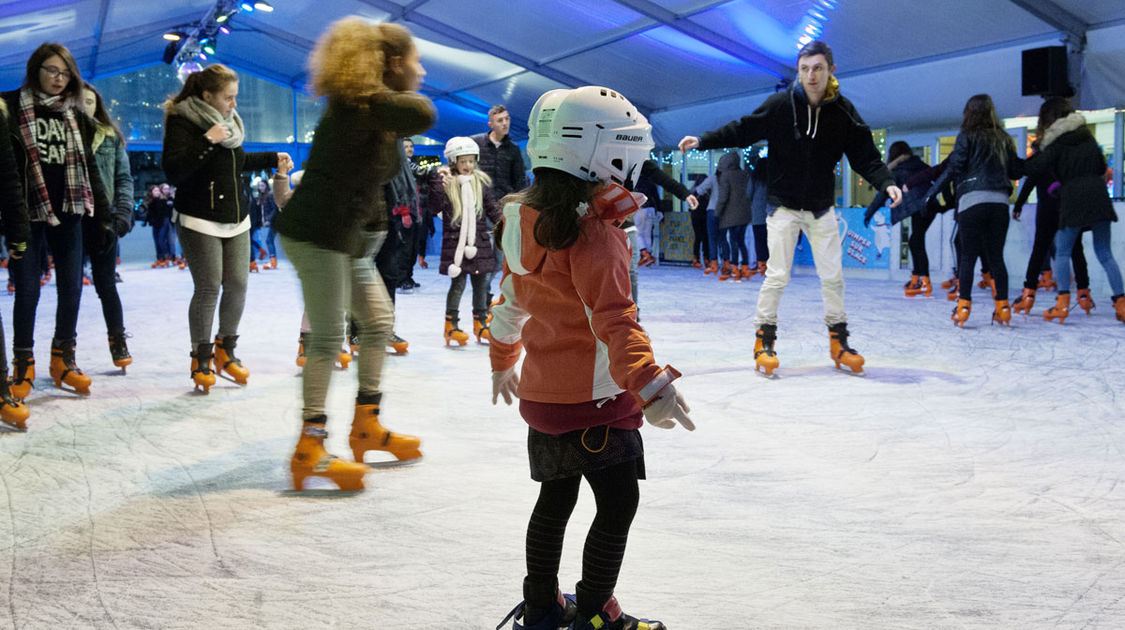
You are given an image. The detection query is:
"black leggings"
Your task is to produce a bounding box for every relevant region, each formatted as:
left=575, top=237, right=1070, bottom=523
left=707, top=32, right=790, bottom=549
left=958, top=203, right=1009, bottom=301
left=524, top=459, right=640, bottom=616
left=752, top=223, right=768, bottom=264
left=446, top=272, right=489, bottom=316
left=1023, top=196, right=1089, bottom=290
left=690, top=209, right=709, bottom=261
left=908, top=211, right=935, bottom=276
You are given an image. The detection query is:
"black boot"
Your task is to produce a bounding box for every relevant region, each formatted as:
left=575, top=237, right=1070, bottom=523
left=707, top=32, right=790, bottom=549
left=108, top=331, right=132, bottom=370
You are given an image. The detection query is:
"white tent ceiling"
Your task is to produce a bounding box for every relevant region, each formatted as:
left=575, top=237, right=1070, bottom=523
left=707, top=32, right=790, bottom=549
left=1, top=0, right=1123, bottom=145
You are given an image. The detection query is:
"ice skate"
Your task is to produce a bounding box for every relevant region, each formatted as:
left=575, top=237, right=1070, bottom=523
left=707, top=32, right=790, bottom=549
left=108, top=332, right=132, bottom=371
left=718, top=261, right=733, bottom=281
left=445, top=314, right=469, bottom=346
left=249, top=260, right=259, bottom=273
left=388, top=333, right=409, bottom=355
left=1037, top=269, right=1057, bottom=292
left=291, top=422, right=368, bottom=491
left=946, top=278, right=959, bottom=301
left=337, top=347, right=351, bottom=369
left=1012, top=288, right=1035, bottom=315
left=904, top=275, right=932, bottom=298
left=0, top=376, right=29, bottom=432
left=191, top=343, right=216, bottom=393
left=828, top=322, right=865, bottom=374
left=952, top=298, right=971, bottom=327
left=568, top=594, right=665, bottom=630
left=257, top=246, right=268, bottom=261
left=496, top=580, right=577, bottom=630
left=978, top=271, right=996, bottom=297
left=690, top=256, right=701, bottom=269
left=1043, top=292, right=1070, bottom=324
left=731, top=264, right=742, bottom=283
left=740, top=264, right=755, bottom=280
left=703, top=260, right=718, bottom=275
left=49, top=339, right=91, bottom=394
left=1113, top=295, right=1125, bottom=323
left=754, top=324, right=780, bottom=377
left=269, top=256, right=278, bottom=270
left=213, top=335, right=250, bottom=384
left=473, top=313, right=491, bottom=343
left=992, top=299, right=1011, bottom=327
left=941, top=274, right=957, bottom=290
left=756, top=260, right=767, bottom=276
left=348, top=331, right=359, bottom=356
left=296, top=334, right=307, bottom=368
left=350, top=392, right=422, bottom=463
left=11, top=350, right=34, bottom=400
left=1076, top=288, right=1095, bottom=315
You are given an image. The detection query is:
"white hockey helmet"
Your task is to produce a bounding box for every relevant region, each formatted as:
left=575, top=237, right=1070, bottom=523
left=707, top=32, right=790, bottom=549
left=444, top=136, right=479, bottom=163
left=526, top=86, right=653, bottom=187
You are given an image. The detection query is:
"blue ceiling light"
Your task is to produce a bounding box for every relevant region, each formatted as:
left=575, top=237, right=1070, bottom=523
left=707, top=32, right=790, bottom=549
left=794, top=0, right=842, bottom=51
left=240, top=2, right=255, bottom=11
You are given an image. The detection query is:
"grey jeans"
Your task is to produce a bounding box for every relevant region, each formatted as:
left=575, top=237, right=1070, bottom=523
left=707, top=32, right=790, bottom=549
left=176, top=223, right=250, bottom=346
left=281, top=233, right=394, bottom=420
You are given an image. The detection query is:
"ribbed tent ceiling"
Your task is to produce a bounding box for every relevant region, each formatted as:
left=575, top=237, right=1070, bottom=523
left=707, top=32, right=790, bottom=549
left=2, top=0, right=1124, bottom=145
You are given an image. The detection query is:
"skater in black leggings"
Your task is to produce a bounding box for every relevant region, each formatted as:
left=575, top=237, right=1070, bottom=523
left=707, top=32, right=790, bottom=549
left=929, top=94, right=1023, bottom=326
left=1011, top=166, right=1091, bottom=315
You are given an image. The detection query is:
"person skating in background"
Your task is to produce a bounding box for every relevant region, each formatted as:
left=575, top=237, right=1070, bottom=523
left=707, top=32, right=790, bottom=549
left=248, top=177, right=279, bottom=270
left=429, top=136, right=501, bottom=345
left=1010, top=129, right=1092, bottom=316
left=80, top=82, right=134, bottom=370
left=275, top=18, right=433, bottom=490
left=162, top=63, right=289, bottom=392
left=686, top=172, right=710, bottom=269
left=679, top=40, right=901, bottom=375
left=492, top=85, right=693, bottom=630
left=745, top=151, right=770, bottom=276
left=472, top=105, right=527, bottom=303
left=1024, top=96, right=1125, bottom=324
left=373, top=137, right=421, bottom=354
left=714, top=151, right=752, bottom=282
left=625, top=160, right=698, bottom=307
left=0, top=88, right=32, bottom=430
left=3, top=42, right=115, bottom=398
left=144, top=184, right=173, bottom=266
left=927, top=94, right=1024, bottom=327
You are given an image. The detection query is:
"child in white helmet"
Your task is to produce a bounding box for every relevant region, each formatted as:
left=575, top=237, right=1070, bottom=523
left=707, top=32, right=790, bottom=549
left=491, top=86, right=694, bottom=630
left=428, top=136, right=502, bottom=345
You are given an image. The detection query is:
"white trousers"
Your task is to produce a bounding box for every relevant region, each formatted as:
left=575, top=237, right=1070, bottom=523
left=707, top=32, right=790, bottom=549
left=634, top=206, right=658, bottom=253
left=754, top=206, right=846, bottom=327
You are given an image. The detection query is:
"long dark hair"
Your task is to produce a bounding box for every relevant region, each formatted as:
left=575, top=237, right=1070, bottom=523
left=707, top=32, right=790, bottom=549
left=25, top=42, right=83, bottom=102
left=960, top=94, right=1014, bottom=165
left=498, top=168, right=596, bottom=251
left=1036, top=97, right=1075, bottom=137
left=83, top=82, right=124, bottom=142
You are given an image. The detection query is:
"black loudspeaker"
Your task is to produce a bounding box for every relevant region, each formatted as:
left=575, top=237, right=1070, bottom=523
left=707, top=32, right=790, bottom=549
left=1022, top=46, right=1069, bottom=96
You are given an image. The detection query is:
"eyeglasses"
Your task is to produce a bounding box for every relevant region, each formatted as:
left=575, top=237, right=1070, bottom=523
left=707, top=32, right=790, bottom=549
left=40, top=66, right=72, bottom=80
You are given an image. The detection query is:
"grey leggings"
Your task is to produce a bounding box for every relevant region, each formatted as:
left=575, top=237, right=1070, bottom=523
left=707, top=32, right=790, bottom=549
left=446, top=272, right=490, bottom=316
left=176, top=223, right=250, bottom=346
left=281, top=233, right=394, bottom=420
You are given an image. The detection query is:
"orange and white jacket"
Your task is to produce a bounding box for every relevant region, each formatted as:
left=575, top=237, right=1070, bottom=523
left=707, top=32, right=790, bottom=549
left=489, top=201, right=678, bottom=408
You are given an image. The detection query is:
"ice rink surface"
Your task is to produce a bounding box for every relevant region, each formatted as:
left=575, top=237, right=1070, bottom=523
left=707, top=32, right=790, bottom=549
left=1, top=251, right=1123, bottom=629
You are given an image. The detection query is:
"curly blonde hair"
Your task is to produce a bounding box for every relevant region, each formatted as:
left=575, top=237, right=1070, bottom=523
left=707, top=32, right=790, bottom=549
left=309, top=18, right=415, bottom=104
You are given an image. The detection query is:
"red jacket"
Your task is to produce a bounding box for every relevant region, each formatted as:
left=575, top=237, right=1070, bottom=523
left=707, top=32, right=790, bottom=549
left=489, top=201, right=677, bottom=417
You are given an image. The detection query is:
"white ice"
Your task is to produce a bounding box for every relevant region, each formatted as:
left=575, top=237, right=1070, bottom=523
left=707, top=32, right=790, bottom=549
left=1, top=225, right=1123, bottom=629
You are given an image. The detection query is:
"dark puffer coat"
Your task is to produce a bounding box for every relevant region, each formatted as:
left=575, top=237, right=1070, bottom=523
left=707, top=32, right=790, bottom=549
left=428, top=172, right=501, bottom=276
left=1025, top=113, right=1117, bottom=229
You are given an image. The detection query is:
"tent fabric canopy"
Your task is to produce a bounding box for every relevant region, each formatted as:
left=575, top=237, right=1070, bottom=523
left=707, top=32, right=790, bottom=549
left=1, top=0, right=1123, bottom=145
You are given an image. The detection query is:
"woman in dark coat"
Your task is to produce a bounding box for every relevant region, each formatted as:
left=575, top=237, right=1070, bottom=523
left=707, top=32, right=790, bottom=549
left=3, top=42, right=113, bottom=399
left=1025, top=97, right=1124, bottom=324
left=162, top=63, right=287, bottom=391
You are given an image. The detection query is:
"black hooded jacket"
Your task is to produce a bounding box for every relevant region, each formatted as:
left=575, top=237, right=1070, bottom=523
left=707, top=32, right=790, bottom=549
left=698, top=79, right=894, bottom=216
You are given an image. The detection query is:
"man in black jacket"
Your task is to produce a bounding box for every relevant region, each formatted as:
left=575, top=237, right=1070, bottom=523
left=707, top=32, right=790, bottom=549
left=679, top=40, right=901, bottom=376
left=472, top=105, right=527, bottom=302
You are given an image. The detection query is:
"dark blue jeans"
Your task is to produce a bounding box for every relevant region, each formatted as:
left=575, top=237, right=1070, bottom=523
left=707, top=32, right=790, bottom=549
left=12, top=214, right=84, bottom=349
left=152, top=220, right=172, bottom=260
left=726, top=224, right=749, bottom=266
left=706, top=210, right=726, bottom=262
left=84, top=218, right=124, bottom=335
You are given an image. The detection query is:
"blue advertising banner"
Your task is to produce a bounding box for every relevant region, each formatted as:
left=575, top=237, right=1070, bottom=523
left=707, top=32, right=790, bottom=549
left=791, top=207, right=891, bottom=270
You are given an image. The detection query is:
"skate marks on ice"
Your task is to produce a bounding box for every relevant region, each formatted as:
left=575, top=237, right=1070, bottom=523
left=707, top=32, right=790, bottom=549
left=1, top=262, right=1125, bottom=627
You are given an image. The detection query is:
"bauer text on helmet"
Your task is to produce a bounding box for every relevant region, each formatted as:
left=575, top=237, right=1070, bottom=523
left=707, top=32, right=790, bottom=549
left=526, top=86, right=653, bottom=187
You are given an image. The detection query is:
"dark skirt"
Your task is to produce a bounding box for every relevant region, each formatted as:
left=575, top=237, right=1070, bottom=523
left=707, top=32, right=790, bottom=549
left=527, top=425, right=646, bottom=482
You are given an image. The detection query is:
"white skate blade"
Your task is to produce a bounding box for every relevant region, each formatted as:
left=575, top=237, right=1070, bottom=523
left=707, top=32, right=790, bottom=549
left=0, top=420, right=28, bottom=433
left=834, top=366, right=867, bottom=377
left=365, top=457, right=423, bottom=470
